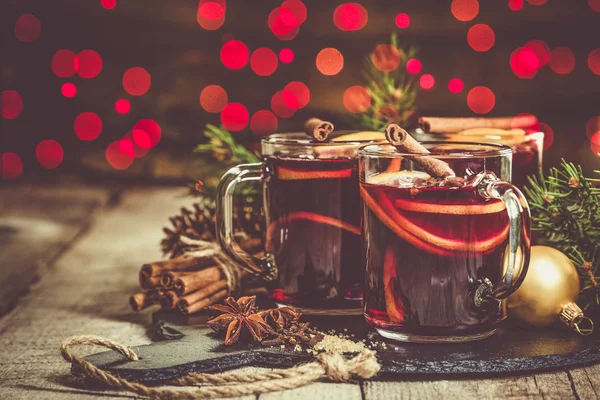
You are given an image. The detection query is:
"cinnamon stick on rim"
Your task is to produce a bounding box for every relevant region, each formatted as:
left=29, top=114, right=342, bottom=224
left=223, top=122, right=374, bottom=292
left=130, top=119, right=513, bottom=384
left=304, top=118, right=334, bottom=142
left=418, top=115, right=539, bottom=133
left=385, top=124, right=455, bottom=178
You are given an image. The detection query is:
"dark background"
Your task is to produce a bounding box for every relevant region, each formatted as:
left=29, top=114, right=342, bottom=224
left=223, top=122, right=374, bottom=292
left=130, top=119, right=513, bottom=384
left=2, top=0, right=599, bottom=184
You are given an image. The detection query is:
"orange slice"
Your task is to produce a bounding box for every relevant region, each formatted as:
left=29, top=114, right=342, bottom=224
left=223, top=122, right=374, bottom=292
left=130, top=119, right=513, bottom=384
left=366, top=170, right=431, bottom=187
left=383, top=245, right=405, bottom=323
left=331, top=131, right=386, bottom=142
left=394, top=198, right=506, bottom=215
left=276, top=166, right=352, bottom=180
left=385, top=158, right=403, bottom=172
left=266, top=211, right=360, bottom=246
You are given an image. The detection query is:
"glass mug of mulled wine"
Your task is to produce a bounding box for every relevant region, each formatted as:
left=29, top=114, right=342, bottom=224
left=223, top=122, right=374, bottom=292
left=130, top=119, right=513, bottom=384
left=216, top=131, right=384, bottom=313
left=359, top=141, right=531, bottom=342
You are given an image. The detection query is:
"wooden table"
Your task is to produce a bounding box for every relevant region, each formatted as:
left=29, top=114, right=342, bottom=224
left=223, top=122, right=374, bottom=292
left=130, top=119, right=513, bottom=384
left=1, top=185, right=599, bottom=400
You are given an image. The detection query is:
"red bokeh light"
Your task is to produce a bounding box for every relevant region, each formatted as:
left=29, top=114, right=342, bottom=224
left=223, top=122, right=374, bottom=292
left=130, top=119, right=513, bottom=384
left=316, top=48, right=344, bottom=76
left=77, top=50, right=102, bottom=79
left=106, top=141, right=134, bottom=170
left=250, top=48, right=278, bottom=76
left=419, top=74, right=435, bottom=90
left=279, top=48, right=294, bottom=63
left=586, top=117, right=600, bottom=140
left=395, top=13, right=410, bottom=28
left=510, top=47, right=540, bottom=78
left=539, top=123, right=553, bottom=150
left=591, top=132, right=600, bottom=156
left=283, top=82, right=310, bottom=109
left=0, top=90, right=23, bottom=119
left=101, top=0, right=116, bottom=9
left=549, top=47, right=575, bottom=75
left=271, top=91, right=296, bottom=118
left=200, top=85, right=228, bottom=113
left=61, top=83, right=77, bottom=98
left=590, top=0, right=600, bottom=12
left=524, top=40, right=551, bottom=67
left=508, top=0, right=523, bottom=10
left=220, top=103, right=249, bottom=131
left=124, top=130, right=150, bottom=158
left=268, top=7, right=300, bottom=40
left=74, top=112, right=103, bottom=141
left=15, top=14, right=41, bottom=42
left=1, top=153, right=23, bottom=181
left=282, top=0, right=307, bottom=24
left=36, top=140, right=63, bottom=169
left=527, top=0, right=547, bottom=5
left=406, top=59, right=422, bottom=74
left=197, top=0, right=225, bottom=30
left=250, top=110, right=278, bottom=137
left=343, top=86, right=371, bottom=113
left=52, top=50, right=78, bottom=78
left=467, top=24, right=495, bottom=52
left=448, top=78, right=464, bottom=93
left=587, top=49, right=600, bottom=75
left=451, top=0, right=479, bottom=22
left=334, top=3, right=368, bottom=31
left=220, top=40, right=249, bottom=70
left=134, top=119, right=161, bottom=148
left=467, top=86, right=495, bottom=114
left=118, top=138, right=135, bottom=158
left=123, top=67, right=151, bottom=96
left=372, top=44, right=401, bottom=72
left=115, top=99, right=131, bottom=114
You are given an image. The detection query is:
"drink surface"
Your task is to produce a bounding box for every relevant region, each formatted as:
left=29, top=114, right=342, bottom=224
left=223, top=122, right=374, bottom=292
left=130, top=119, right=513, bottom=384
left=264, top=155, right=362, bottom=309
left=361, top=171, right=509, bottom=337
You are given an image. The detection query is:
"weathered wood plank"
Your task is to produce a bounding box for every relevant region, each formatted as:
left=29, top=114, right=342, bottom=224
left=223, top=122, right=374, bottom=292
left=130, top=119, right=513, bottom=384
left=0, top=185, right=113, bottom=316
left=259, top=382, right=362, bottom=400
left=572, top=365, right=600, bottom=399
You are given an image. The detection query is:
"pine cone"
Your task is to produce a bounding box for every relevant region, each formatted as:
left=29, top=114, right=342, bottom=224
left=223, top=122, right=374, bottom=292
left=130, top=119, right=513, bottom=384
left=161, top=196, right=265, bottom=258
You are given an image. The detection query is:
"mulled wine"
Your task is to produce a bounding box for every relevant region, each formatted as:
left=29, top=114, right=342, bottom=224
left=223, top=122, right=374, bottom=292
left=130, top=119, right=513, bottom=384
left=264, top=155, right=362, bottom=310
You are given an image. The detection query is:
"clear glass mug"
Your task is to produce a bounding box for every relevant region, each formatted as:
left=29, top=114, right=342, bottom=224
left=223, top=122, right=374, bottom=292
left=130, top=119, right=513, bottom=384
left=216, top=132, right=383, bottom=313
left=359, top=142, right=531, bottom=342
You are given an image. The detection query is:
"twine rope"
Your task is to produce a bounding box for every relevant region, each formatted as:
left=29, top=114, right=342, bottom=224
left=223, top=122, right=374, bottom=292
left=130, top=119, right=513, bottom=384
left=60, top=335, right=380, bottom=399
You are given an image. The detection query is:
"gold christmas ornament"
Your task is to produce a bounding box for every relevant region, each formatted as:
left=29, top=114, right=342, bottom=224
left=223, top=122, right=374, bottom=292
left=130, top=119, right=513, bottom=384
left=507, top=246, right=594, bottom=335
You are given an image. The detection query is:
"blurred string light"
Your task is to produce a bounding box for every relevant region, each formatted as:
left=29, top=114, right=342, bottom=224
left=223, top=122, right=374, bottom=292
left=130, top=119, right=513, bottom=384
left=250, top=110, right=278, bottom=137
left=220, top=103, right=249, bottom=131
left=539, top=122, right=553, bottom=150
left=35, top=140, right=63, bottom=169
left=586, top=117, right=600, bottom=140
left=587, top=49, right=600, bottom=75
left=100, top=0, right=116, bottom=10
left=279, top=48, right=294, bottom=63
left=451, top=0, right=479, bottom=22
left=371, top=44, right=401, bottom=72
left=77, top=50, right=102, bottom=79
left=591, top=132, right=600, bottom=156
left=419, top=74, right=435, bottom=90
left=0, top=90, right=23, bottom=119
left=467, top=86, right=495, bottom=114
left=283, top=82, right=310, bottom=109
left=0, top=153, right=23, bottom=181
left=467, top=24, right=495, bottom=52
left=282, top=0, right=307, bottom=23
left=395, top=13, right=410, bottom=28
left=549, top=47, right=575, bottom=74
left=510, top=47, right=540, bottom=78
left=123, top=67, right=151, bottom=96
left=508, top=0, right=523, bottom=11
left=343, top=86, right=371, bottom=113
left=268, top=4, right=301, bottom=40
left=448, top=78, right=464, bottom=93
left=118, top=138, right=135, bottom=158
left=126, top=129, right=151, bottom=158
left=200, top=85, right=228, bottom=113
left=134, top=119, right=161, bottom=148
left=527, top=0, right=547, bottom=5
left=115, top=99, right=131, bottom=114
left=590, top=0, right=600, bottom=12
left=271, top=91, right=296, bottom=117
left=316, top=48, right=344, bottom=75
left=250, top=48, right=278, bottom=76
left=405, top=58, right=422, bottom=74
left=14, top=14, right=41, bottom=42
left=106, top=141, right=133, bottom=170
left=333, top=3, right=368, bottom=31
left=524, top=40, right=550, bottom=66
left=74, top=112, right=103, bottom=141
left=52, top=50, right=78, bottom=78
left=220, top=40, right=249, bottom=69
left=61, top=83, right=77, bottom=98
left=197, top=0, right=226, bottom=30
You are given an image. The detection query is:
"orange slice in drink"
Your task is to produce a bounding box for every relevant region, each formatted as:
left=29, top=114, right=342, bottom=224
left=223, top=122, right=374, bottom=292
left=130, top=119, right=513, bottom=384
left=383, top=245, right=405, bottom=323
left=366, top=170, right=431, bottom=187
left=276, top=166, right=353, bottom=180
left=394, top=198, right=506, bottom=215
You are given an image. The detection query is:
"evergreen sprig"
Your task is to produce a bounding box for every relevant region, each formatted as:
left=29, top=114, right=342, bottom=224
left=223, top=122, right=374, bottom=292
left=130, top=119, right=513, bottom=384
left=195, top=124, right=260, bottom=165
left=357, top=33, right=419, bottom=131
left=524, top=160, right=600, bottom=311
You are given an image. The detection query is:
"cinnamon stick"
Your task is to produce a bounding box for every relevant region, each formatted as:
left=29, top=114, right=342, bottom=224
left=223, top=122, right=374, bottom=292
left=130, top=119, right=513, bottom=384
left=173, top=266, right=223, bottom=295
left=385, top=124, right=455, bottom=178
left=180, top=289, right=229, bottom=315
left=140, top=257, right=214, bottom=279
left=159, top=291, right=180, bottom=309
left=304, top=118, right=334, bottom=142
left=418, top=115, right=539, bottom=133
left=139, top=274, right=162, bottom=291
left=129, top=293, right=154, bottom=312
left=177, top=280, right=229, bottom=310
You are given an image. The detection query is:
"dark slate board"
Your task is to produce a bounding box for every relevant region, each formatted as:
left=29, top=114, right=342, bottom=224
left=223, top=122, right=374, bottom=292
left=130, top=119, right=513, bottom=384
left=79, top=314, right=600, bottom=383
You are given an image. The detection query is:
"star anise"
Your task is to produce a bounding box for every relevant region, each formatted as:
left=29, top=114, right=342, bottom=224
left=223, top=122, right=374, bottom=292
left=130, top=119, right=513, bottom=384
left=257, top=306, right=301, bottom=330
left=208, top=296, right=271, bottom=345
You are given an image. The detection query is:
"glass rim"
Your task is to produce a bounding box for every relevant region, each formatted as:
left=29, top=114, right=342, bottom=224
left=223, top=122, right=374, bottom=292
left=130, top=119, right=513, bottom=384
left=358, top=141, right=514, bottom=159
left=261, top=131, right=384, bottom=147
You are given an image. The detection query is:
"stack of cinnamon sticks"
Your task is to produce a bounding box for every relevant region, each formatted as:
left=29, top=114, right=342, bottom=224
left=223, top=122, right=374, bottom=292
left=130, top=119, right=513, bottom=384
left=130, top=256, right=242, bottom=315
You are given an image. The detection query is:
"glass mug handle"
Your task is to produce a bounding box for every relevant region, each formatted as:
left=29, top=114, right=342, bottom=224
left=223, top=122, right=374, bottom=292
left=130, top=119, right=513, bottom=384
left=215, top=163, right=277, bottom=281
left=474, top=173, right=531, bottom=306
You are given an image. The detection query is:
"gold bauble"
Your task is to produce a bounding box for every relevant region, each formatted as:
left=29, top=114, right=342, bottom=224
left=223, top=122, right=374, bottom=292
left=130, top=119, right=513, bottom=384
left=507, top=246, right=580, bottom=327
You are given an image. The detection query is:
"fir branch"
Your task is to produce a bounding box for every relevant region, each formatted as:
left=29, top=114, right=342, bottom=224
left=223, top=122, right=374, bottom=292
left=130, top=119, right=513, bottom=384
left=195, top=124, right=260, bottom=165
